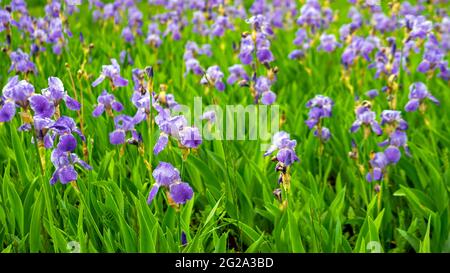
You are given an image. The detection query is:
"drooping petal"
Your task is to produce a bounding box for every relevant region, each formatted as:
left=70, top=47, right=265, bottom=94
left=0, top=101, right=16, bottom=122
left=29, top=95, right=54, bottom=118
left=147, top=184, right=160, bottom=204
left=215, top=81, right=225, bottom=91
left=111, top=101, right=124, bottom=112
left=113, top=76, right=129, bottom=87
left=261, top=91, right=276, bottom=105
left=350, top=120, right=361, bottom=133
left=370, top=121, right=383, bottom=135
left=50, top=169, right=59, bottom=185
left=169, top=182, right=194, bottom=204
left=404, top=99, right=420, bottom=112
left=109, top=129, right=126, bottom=145
left=153, top=134, right=168, bottom=155
left=384, top=146, right=401, bottom=164
left=92, top=104, right=105, bottom=117
left=64, top=95, right=81, bottom=111
left=57, top=134, right=77, bottom=152
left=92, top=75, right=105, bottom=87
left=58, top=165, right=78, bottom=184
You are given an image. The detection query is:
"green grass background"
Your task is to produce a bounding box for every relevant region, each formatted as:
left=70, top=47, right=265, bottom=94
left=0, top=0, right=449, bottom=252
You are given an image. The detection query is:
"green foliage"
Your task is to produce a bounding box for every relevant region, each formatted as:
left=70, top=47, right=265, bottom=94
left=0, top=0, right=449, bottom=253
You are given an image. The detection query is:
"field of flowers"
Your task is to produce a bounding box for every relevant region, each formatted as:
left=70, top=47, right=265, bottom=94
left=0, top=0, right=449, bottom=253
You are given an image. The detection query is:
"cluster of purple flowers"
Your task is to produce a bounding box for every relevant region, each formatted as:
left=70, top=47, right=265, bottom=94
left=305, top=95, right=333, bottom=142
left=350, top=103, right=383, bottom=137
left=183, top=41, right=211, bottom=76
left=289, top=0, right=334, bottom=60
left=1, top=0, right=78, bottom=56
left=404, top=82, right=440, bottom=112
left=153, top=92, right=202, bottom=155
left=92, top=58, right=129, bottom=89
left=230, top=15, right=277, bottom=105
left=366, top=110, right=410, bottom=182
left=147, top=162, right=193, bottom=205
left=264, top=131, right=299, bottom=200
left=0, top=75, right=90, bottom=185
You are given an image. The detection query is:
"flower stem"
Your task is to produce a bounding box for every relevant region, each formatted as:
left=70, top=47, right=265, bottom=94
left=32, top=130, right=58, bottom=252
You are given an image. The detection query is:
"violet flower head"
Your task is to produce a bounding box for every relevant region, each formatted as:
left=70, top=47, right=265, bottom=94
left=109, top=115, right=138, bottom=145
left=51, top=116, right=85, bottom=142
left=1, top=76, right=35, bottom=122
left=366, top=89, right=379, bottom=99
left=147, top=162, right=194, bottom=205
left=92, top=90, right=123, bottom=117
left=42, top=77, right=80, bottom=111
left=318, top=34, right=340, bottom=52
left=239, top=34, right=254, bottom=65
left=92, top=59, right=129, bottom=88
left=201, top=66, right=225, bottom=91
left=179, top=126, right=202, bottom=149
left=29, top=94, right=55, bottom=118
left=366, top=152, right=388, bottom=182
left=314, top=127, right=331, bottom=142
left=264, top=131, right=299, bottom=166
left=404, top=82, right=439, bottom=112
left=305, top=95, right=334, bottom=129
left=227, top=64, right=249, bottom=85
left=350, top=105, right=383, bottom=136
left=0, top=9, right=11, bottom=33
left=9, top=49, right=36, bottom=74
left=254, top=76, right=277, bottom=105
left=378, top=129, right=411, bottom=163
left=407, top=15, right=432, bottom=40
left=145, top=23, right=162, bottom=48
left=50, top=149, right=92, bottom=185
left=380, top=110, right=408, bottom=130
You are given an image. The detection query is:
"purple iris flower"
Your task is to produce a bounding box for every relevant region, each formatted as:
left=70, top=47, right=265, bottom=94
left=200, top=66, right=225, bottom=91
left=9, top=49, right=36, bottom=74
left=201, top=110, right=216, bottom=123
left=371, top=13, right=396, bottom=33
left=29, top=94, right=55, bottom=118
left=255, top=33, right=274, bottom=64
left=0, top=76, right=35, bottom=122
left=0, top=9, right=11, bottom=33
left=51, top=116, right=86, bottom=142
left=288, top=49, right=305, bottom=60
left=378, top=129, right=411, bottom=162
left=407, top=15, right=432, bottom=40
left=92, top=90, right=123, bottom=117
left=109, top=115, right=140, bottom=145
left=254, top=76, right=277, bottom=105
left=211, top=15, right=234, bottom=37
left=42, top=77, right=80, bottom=111
left=417, top=35, right=446, bottom=78
left=239, top=35, right=255, bottom=65
left=147, top=162, right=194, bottom=205
left=92, top=59, right=129, bottom=88
left=305, top=95, right=334, bottom=129
left=145, top=23, right=162, bottom=48
left=366, top=89, right=379, bottom=99
left=350, top=105, right=383, bottom=136
left=314, top=127, right=331, bottom=142
left=50, top=149, right=92, bottom=185
left=179, top=126, right=202, bottom=148
left=227, top=65, right=249, bottom=85
left=380, top=110, right=408, bottom=130
left=318, top=34, right=340, bottom=52
left=404, top=82, right=439, bottom=112
left=366, top=152, right=389, bottom=182
left=264, top=131, right=299, bottom=166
